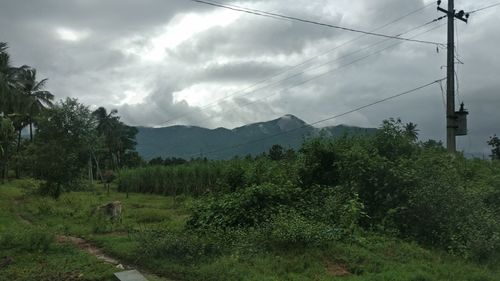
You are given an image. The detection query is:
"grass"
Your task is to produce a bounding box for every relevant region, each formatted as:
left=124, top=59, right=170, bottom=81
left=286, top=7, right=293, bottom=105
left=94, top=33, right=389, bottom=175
left=1, top=179, right=499, bottom=281
left=0, top=180, right=117, bottom=281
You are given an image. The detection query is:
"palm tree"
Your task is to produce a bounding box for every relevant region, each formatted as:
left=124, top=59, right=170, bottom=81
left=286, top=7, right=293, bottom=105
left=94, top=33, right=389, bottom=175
left=92, top=107, right=138, bottom=170
left=16, top=68, right=54, bottom=140
left=0, top=42, right=17, bottom=114
left=93, top=107, right=121, bottom=169
left=0, top=43, right=25, bottom=151
left=404, top=122, right=419, bottom=141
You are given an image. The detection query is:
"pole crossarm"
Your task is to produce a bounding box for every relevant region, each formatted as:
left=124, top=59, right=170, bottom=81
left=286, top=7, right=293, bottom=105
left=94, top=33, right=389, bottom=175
left=437, top=0, right=470, bottom=23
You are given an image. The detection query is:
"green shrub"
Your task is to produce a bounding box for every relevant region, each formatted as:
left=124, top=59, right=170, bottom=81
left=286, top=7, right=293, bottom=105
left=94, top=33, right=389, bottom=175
left=222, top=163, right=246, bottom=191
left=298, top=137, right=341, bottom=187
left=188, top=183, right=301, bottom=229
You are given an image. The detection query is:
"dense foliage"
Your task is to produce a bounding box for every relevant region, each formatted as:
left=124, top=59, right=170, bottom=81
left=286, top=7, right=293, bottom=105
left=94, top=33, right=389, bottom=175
left=0, top=42, right=140, bottom=197
left=119, top=119, right=500, bottom=261
left=33, top=99, right=96, bottom=197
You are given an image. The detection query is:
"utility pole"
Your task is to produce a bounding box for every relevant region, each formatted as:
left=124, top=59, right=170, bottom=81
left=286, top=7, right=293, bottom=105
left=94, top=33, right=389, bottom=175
left=438, top=0, right=469, bottom=153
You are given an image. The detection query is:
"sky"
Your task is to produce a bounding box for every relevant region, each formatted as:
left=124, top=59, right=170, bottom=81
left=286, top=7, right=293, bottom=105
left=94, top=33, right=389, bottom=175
left=0, top=0, right=498, bottom=155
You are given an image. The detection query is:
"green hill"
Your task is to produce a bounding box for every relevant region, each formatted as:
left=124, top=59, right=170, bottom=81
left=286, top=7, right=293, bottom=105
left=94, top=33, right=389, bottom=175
left=135, top=115, right=377, bottom=160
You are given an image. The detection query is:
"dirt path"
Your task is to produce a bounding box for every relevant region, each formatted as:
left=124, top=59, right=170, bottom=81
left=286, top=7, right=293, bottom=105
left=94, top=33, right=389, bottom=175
left=13, top=199, right=120, bottom=265
left=12, top=198, right=172, bottom=281
left=56, top=235, right=121, bottom=265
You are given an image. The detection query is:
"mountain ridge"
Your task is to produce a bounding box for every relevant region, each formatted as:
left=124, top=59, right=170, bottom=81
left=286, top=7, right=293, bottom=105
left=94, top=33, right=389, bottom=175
left=135, top=115, right=376, bottom=160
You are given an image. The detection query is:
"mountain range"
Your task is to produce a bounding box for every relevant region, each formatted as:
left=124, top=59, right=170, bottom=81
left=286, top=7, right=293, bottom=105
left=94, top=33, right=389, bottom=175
left=135, top=114, right=377, bottom=160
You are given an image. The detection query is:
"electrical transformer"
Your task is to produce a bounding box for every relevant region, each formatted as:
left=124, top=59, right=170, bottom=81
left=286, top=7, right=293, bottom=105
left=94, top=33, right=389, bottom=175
left=455, top=103, right=468, bottom=136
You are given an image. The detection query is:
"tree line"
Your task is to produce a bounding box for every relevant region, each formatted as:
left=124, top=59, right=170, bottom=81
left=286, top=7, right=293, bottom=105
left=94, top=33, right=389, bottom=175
left=0, top=42, right=139, bottom=197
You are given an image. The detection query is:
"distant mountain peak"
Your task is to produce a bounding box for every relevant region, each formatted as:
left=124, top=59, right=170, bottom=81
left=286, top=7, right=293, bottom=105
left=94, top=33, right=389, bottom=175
left=134, top=115, right=376, bottom=160
left=280, top=114, right=299, bottom=119
left=275, top=114, right=306, bottom=131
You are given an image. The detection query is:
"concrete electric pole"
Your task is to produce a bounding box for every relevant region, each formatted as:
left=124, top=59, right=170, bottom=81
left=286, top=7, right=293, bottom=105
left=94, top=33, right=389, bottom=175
left=437, top=0, right=469, bottom=153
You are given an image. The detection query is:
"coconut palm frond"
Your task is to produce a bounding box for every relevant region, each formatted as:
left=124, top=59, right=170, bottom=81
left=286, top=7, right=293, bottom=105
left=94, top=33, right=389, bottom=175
left=33, top=78, right=48, bottom=91
left=0, top=42, right=7, bottom=53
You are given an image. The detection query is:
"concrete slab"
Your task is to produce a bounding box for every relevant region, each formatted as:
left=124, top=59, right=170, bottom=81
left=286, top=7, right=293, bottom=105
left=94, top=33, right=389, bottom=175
left=114, top=270, right=149, bottom=281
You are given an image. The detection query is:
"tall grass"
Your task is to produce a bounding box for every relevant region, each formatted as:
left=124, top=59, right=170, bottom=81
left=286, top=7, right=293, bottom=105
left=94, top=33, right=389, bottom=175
left=117, top=161, right=230, bottom=196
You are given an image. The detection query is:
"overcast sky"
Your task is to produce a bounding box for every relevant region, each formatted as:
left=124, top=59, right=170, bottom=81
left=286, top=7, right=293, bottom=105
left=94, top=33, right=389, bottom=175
left=0, top=0, right=498, bottom=155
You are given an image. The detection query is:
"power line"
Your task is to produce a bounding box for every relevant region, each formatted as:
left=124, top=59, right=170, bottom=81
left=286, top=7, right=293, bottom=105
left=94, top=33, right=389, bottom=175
left=183, top=78, right=445, bottom=158
left=219, top=23, right=446, bottom=115
left=187, top=0, right=443, bottom=46
left=155, top=23, right=446, bottom=154
left=152, top=23, right=446, bottom=157
left=156, top=16, right=445, bottom=127
left=201, top=23, right=447, bottom=124
left=468, top=2, right=500, bottom=13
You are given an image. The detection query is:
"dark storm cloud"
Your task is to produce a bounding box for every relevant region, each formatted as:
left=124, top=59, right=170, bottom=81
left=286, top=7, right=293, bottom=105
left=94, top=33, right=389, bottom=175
left=0, top=0, right=207, bottom=101
left=176, top=16, right=341, bottom=59
left=0, top=0, right=498, bottom=154
left=0, top=0, right=206, bottom=33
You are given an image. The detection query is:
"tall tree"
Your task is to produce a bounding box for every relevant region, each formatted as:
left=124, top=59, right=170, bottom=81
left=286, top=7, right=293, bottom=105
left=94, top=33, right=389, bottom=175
left=404, top=122, right=419, bottom=141
left=35, top=98, right=96, bottom=198
left=92, top=107, right=137, bottom=170
left=0, top=42, right=18, bottom=115
left=16, top=68, right=54, bottom=140
left=0, top=42, right=26, bottom=177
left=93, top=107, right=120, bottom=169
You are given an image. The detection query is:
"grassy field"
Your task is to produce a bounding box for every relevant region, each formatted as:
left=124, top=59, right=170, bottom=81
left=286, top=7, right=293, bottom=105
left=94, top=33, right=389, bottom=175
left=1, top=179, right=499, bottom=281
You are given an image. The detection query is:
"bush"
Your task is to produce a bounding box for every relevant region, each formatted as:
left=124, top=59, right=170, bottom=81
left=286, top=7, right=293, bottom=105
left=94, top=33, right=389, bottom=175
left=188, top=183, right=301, bottom=229
left=298, top=137, right=340, bottom=187
left=390, top=152, right=500, bottom=260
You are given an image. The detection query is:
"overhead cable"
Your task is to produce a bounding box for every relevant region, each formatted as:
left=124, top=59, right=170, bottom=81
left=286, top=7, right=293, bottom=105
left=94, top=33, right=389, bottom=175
left=184, top=78, right=445, bottom=158
left=188, top=0, right=443, bottom=46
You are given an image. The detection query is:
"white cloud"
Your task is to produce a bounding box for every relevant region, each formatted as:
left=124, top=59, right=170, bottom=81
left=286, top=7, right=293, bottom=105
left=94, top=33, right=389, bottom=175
left=128, top=9, right=240, bottom=62
left=55, top=27, right=89, bottom=42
